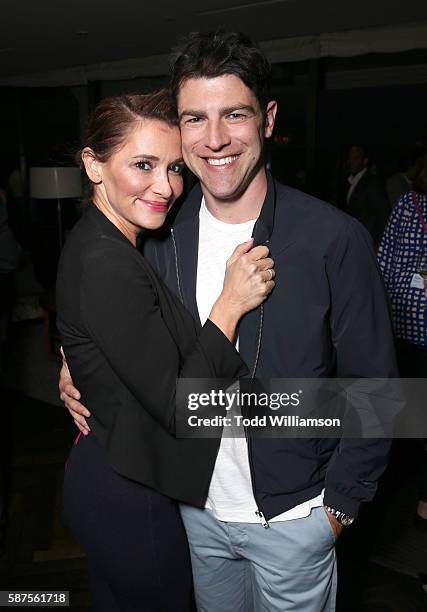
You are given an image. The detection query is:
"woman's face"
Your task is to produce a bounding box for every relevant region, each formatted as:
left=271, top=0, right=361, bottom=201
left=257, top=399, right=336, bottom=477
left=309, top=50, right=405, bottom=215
left=89, top=119, right=184, bottom=238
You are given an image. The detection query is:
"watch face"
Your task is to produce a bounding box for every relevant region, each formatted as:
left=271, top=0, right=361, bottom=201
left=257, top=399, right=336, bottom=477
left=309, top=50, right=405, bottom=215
left=340, top=514, right=354, bottom=527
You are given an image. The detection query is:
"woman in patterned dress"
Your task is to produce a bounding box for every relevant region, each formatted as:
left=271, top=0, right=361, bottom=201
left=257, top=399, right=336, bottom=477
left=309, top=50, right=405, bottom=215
left=377, top=155, right=427, bottom=530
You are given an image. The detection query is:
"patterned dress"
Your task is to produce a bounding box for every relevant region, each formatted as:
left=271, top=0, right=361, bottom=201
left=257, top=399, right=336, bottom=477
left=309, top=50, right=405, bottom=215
left=377, top=191, right=427, bottom=347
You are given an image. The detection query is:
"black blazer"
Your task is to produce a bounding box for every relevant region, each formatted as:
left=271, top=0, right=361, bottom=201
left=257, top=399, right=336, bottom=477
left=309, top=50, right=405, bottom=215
left=56, top=204, right=247, bottom=505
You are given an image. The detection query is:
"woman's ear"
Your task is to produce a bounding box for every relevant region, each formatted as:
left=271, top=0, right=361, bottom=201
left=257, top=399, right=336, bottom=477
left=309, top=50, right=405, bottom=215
left=81, top=148, right=103, bottom=184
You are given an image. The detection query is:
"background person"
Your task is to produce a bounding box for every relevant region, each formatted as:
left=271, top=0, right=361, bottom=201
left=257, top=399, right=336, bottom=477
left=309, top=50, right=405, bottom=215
left=343, top=144, right=390, bottom=248
left=377, top=154, right=427, bottom=531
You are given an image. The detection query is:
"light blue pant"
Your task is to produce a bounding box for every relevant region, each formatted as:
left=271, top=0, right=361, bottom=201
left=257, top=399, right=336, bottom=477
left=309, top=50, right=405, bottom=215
left=180, top=505, right=337, bottom=612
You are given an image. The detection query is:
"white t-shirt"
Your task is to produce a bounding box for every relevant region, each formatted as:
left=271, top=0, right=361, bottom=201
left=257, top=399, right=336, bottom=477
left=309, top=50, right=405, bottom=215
left=196, top=198, right=323, bottom=523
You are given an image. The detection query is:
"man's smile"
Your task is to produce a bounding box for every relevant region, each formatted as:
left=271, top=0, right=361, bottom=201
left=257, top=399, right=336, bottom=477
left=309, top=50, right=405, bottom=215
left=205, top=155, right=240, bottom=167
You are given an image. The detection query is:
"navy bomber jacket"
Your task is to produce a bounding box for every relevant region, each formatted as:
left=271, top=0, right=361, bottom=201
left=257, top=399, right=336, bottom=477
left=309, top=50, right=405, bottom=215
left=142, top=171, right=399, bottom=520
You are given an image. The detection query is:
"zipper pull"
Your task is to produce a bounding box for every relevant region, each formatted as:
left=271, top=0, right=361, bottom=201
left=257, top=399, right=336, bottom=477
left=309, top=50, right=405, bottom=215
left=255, top=510, right=269, bottom=529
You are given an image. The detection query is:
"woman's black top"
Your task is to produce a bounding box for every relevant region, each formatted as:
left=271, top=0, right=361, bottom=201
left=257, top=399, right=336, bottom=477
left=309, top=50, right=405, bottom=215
left=56, top=204, right=247, bottom=505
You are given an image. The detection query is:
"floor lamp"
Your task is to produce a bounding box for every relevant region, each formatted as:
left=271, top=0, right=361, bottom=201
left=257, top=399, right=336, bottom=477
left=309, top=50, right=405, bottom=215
left=30, top=167, right=82, bottom=248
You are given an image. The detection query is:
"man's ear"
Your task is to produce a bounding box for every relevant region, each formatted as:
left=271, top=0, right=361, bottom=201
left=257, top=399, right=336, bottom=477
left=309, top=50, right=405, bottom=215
left=264, top=101, right=277, bottom=139
left=81, top=148, right=103, bottom=184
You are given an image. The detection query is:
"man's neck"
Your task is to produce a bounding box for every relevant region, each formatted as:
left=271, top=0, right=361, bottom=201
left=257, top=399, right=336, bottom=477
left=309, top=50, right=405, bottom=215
left=202, top=167, right=267, bottom=224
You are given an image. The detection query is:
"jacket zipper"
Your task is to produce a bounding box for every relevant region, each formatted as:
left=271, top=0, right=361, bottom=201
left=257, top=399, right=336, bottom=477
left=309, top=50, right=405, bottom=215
left=250, top=303, right=263, bottom=379
left=246, top=303, right=269, bottom=527
left=247, top=238, right=271, bottom=527
left=171, top=228, right=184, bottom=304
left=172, top=226, right=269, bottom=527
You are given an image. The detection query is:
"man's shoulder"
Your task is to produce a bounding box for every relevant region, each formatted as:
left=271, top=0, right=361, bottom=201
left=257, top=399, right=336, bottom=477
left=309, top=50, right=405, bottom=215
left=363, top=173, right=386, bottom=190
left=271, top=179, right=374, bottom=254
left=273, top=180, right=352, bottom=232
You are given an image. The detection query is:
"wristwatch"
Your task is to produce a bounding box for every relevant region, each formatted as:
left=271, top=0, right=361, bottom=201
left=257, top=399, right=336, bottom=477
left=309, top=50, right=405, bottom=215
left=324, top=505, right=355, bottom=527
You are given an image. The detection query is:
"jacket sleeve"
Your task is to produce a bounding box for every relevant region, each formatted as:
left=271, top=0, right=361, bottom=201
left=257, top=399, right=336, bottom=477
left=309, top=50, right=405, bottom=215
left=323, top=217, right=399, bottom=517
left=79, top=244, right=247, bottom=433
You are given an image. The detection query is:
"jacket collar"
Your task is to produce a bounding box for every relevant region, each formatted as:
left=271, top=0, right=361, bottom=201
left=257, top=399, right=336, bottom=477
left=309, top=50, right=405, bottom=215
left=174, top=168, right=276, bottom=246
left=171, top=168, right=277, bottom=327
left=252, top=170, right=276, bottom=247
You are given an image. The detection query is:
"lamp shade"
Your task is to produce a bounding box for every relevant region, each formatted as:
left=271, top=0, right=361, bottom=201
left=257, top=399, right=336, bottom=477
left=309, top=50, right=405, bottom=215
left=30, top=167, right=82, bottom=199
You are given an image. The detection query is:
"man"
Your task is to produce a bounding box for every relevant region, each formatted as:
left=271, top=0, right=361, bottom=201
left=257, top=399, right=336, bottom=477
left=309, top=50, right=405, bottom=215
left=60, top=31, right=397, bottom=611
left=343, top=144, right=390, bottom=247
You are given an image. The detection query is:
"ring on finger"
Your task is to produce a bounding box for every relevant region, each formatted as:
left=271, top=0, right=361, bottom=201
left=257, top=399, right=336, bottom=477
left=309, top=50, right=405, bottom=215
left=267, top=268, right=274, bottom=280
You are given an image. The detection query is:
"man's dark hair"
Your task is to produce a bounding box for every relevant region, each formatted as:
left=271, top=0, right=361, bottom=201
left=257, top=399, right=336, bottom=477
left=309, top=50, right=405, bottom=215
left=169, top=30, right=271, bottom=110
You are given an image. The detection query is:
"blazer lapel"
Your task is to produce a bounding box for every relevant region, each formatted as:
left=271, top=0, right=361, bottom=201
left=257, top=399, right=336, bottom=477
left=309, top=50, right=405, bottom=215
left=349, top=172, right=368, bottom=206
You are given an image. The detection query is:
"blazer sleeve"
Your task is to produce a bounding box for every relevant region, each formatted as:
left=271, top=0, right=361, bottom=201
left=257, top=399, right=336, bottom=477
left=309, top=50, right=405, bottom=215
left=323, top=217, right=399, bottom=517
left=79, top=243, right=247, bottom=433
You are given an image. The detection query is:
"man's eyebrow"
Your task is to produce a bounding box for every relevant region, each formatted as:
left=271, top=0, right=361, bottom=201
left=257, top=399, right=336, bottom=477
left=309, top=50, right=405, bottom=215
left=179, top=104, right=256, bottom=120
left=221, top=104, right=256, bottom=115
left=179, top=110, right=207, bottom=120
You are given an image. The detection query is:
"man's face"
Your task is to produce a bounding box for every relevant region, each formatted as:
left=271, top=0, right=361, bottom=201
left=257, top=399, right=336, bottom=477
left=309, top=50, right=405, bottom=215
left=177, top=75, right=276, bottom=201
left=346, top=146, right=368, bottom=177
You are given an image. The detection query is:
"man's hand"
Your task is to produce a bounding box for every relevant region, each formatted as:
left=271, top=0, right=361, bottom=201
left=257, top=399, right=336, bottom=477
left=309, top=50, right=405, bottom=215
left=59, top=347, right=91, bottom=435
left=324, top=508, right=343, bottom=540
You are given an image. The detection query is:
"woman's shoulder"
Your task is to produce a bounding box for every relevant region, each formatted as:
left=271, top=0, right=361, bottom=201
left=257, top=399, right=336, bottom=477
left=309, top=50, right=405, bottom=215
left=396, top=190, right=425, bottom=210
left=61, top=206, right=140, bottom=268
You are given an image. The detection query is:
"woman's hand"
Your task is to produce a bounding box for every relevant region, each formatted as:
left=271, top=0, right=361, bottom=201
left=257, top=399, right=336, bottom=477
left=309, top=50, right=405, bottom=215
left=59, top=347, right=91, bottom=435
left=223, top=240, right=275, bottom=316
left=209, top=240, right=275, bottom=342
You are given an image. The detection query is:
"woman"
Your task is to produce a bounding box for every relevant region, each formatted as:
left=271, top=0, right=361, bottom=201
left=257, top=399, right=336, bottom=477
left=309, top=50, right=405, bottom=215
left=377, top=155, right=427, bottom=533
left=56, top=90, right=274, bottom=611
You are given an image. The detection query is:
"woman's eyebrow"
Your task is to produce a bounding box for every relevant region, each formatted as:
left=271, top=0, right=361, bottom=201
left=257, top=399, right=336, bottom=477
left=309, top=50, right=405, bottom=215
left=130, top=154, right=159, bottom=160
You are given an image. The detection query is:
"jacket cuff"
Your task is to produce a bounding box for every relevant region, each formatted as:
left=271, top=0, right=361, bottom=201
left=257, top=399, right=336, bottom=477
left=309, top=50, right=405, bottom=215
left=200, top=319, right=249, bottom=378
left=323, top=489, right=361, bottom=519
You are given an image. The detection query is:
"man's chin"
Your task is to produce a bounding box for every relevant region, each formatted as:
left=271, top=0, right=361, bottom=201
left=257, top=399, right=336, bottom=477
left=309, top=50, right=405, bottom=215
left=198, top=174, right=247, bottom=201
left=200, top=185, right=240, bottom=202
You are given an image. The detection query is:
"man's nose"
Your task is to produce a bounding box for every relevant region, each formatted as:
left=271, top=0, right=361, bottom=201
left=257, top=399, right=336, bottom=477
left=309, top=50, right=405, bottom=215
left=205, top=120, right=231, bottom=151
